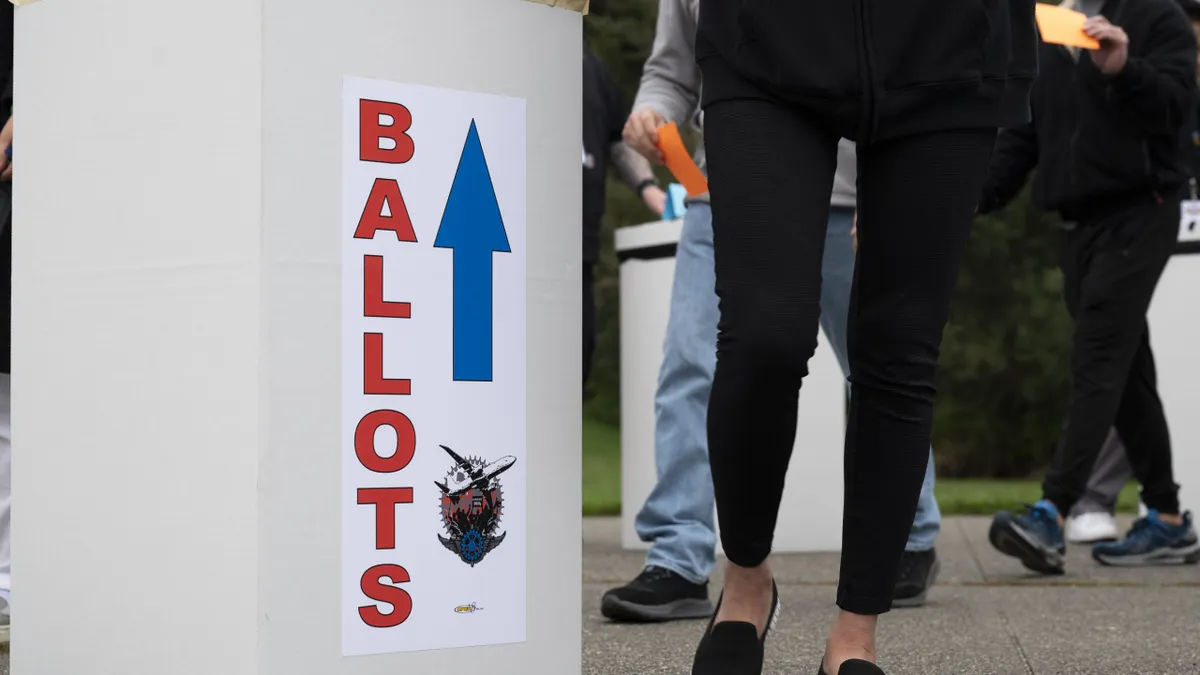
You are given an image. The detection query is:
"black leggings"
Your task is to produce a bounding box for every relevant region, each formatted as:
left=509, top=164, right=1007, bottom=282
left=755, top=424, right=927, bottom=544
left=703, top=98, right=995, bottom=615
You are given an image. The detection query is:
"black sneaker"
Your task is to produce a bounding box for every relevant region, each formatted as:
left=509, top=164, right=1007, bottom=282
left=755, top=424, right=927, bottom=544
left=892, top=549, right=940, bottom=608
left=600, top=565, right=713, bottom=622
left=989, top=502, right=1067, bottom=575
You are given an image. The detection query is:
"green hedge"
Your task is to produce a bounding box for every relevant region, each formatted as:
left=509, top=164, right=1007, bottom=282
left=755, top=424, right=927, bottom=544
left=934, top=191, right=1072, bottom=477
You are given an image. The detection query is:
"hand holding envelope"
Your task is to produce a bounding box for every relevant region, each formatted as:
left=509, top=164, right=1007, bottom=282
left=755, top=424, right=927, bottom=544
left=1035, top=3, right=1101, bottom=49
left=1036, top=4, right=1132, bottom=75
left=654, top=121, right=709, bottom=198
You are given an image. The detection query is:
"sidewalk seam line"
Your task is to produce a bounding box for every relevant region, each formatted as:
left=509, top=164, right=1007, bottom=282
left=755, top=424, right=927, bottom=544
left=959, top=517, right=991, bottom=583
left=996, top=606, right=1036, bottom=675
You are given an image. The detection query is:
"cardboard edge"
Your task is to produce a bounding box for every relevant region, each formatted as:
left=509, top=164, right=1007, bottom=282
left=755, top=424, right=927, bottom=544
left=522, top=0, right=589, bottom=15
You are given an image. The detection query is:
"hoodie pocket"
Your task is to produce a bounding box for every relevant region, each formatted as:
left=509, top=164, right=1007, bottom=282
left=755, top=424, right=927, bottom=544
left=870, top=0, right=991, bottom=90
left=735, top=0, right=862, bottom=99
left=979, top=0, right=1039, bottom=81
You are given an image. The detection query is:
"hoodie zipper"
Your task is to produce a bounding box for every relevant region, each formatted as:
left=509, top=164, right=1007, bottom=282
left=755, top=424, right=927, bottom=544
left=854, top=0, right=881, bottom=142
left=1057, top=45, right=1082, bottom=193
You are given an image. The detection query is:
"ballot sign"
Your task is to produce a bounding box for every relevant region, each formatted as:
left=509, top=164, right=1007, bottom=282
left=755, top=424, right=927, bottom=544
left=341, top=76, right=528, bottom=656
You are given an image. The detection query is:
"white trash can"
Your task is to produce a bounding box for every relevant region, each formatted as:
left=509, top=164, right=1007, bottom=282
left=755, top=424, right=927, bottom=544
left=1149, top=239, right=1200, bottom=517
left=16, top=1, right=582, bottom=673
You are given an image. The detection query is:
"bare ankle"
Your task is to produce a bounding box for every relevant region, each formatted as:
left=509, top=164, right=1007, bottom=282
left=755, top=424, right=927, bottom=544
left=823, top=611, right=878, bottom=673
left=714, top=560, right=774, bottom=635
left=724, top=559, right=772, bottom=585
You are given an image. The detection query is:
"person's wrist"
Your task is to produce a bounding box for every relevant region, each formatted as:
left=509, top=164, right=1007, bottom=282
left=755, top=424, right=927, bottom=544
left=636, top=178, right=659, bottom=198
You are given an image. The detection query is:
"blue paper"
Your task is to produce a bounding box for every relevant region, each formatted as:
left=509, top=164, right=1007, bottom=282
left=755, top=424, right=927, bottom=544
left=663, top=183, right=688, bottom=220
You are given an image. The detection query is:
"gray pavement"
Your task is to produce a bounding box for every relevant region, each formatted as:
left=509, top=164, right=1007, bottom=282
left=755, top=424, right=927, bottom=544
left=0, top=516, right=1191, bottom=675
left=584, top=516, right=1200, bottom=675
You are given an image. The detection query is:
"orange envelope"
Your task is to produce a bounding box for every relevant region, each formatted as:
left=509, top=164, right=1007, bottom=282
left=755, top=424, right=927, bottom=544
left=656, top=121, right=709, bottom=197
left=1035, top=3, right=1100, bottom=50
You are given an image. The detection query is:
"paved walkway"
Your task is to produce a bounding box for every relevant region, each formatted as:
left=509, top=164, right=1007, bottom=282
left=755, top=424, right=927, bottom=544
left=2, top=516, right=1191, bottom=674
left=583, top=516, right=1199, bottom=675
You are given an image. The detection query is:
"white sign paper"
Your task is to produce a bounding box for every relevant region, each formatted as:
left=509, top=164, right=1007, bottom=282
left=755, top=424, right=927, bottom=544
left=1180, top=200, right=1200, bottom=244
left=342, top=76, right=527, bottom=656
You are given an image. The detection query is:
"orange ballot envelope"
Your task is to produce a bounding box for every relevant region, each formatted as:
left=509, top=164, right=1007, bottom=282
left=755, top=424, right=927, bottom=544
left=656, top=121, right=709, bottom=197
left=1035, top=3, right=1101, bottom=50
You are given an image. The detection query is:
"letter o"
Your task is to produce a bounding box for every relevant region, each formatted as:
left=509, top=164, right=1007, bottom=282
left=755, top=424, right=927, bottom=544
left=355, top=410, right=416, bottom=473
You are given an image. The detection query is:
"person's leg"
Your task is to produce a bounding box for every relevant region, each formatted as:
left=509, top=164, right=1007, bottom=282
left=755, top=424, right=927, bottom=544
left=1072, top=429, right=1132, bottom=515
left=992, top=194, right=1183, bottom=573
left=700, top=97, right=841, bottom=661
left=602, top=203, right=719, bottom=621
left=1092, top=322, right=1200, bottom=565
left=697, top=89, right=992, bottom=673
left=1066, top=428, right=1131, bottom=544
left=818, top=205, right=941, bottom=607
left=819, top=129, right=994, bottom=672
left=638, top=202, right=719, bottom=581
left=889, top=450, right=942, bottom=608
left=1110, top=325, right=1177, bottom=513
left=1043, top=204, right=1177, bottom=514
left=815, top=206, right=856, bottom=382
left=582, top=262, right=595, bottom=390
left=905, top=452, right=942, bottom=552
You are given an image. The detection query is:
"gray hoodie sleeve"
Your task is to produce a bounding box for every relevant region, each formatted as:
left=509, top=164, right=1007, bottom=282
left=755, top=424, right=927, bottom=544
left=831, top=139, right=858, bottom=210
left=631, top=0, right=701, bottom=125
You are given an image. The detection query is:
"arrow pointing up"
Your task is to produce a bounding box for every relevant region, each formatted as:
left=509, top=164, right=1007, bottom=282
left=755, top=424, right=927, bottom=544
left=434, top=120, right=511, bottom=382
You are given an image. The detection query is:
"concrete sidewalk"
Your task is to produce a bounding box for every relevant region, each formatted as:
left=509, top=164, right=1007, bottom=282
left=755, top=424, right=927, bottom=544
left=1, top=515, right=1191, bottom=674
left=583, top=516, right=1199, bottom=675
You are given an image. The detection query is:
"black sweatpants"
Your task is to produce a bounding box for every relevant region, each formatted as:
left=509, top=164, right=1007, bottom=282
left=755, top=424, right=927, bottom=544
left=1042, top=192, right=1181, bottom=516
left=702, top=98, right=995, bottom=615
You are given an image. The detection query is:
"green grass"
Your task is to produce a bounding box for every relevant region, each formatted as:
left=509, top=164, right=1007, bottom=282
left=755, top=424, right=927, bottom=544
left=583, top=413, right=623, bottom=516
left=582, top=414, right=1141, bottom=516
left=933, top=478, right=1140, bottom=515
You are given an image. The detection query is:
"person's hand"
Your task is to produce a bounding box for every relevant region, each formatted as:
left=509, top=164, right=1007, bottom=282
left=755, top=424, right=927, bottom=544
left=851, top=210, right=858, bottom=252
left=642, top=185, right=667, bottom=217
left=623, top=108, right=667, bottom=164
left=0, top=115, right=12, bottom=182
left=1084, top=16, right=1130, bottom=75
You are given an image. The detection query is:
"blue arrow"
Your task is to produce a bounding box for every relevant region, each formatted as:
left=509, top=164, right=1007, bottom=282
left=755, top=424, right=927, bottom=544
left=434, top=120, right=511, bottom=382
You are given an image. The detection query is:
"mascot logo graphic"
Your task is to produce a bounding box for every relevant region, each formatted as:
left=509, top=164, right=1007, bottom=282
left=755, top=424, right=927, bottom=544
left=435, top=444, right=517, bottom=567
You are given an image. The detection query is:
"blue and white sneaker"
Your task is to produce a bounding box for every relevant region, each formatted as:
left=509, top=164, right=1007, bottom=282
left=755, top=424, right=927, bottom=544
left=1092, top=510, right=1200, bottom=566
left=989, top=500, right=1067, bottom=575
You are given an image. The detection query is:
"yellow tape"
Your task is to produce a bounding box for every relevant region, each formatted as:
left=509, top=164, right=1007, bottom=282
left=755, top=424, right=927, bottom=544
left=522, top=0, right=588, bottom=14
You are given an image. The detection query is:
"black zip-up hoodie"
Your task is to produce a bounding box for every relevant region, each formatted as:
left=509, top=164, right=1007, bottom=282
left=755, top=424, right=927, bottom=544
left=978, top=0, right=1198, bottom=220
left=695, top=0, right=1040, bottom=143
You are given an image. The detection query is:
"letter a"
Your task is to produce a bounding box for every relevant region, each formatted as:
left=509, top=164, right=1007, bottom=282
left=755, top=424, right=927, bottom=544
left=355, top=178, right=417, bottom=242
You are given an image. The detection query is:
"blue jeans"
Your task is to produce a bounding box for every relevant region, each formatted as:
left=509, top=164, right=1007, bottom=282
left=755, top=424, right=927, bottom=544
left=636, top=203, right=941, bottom=583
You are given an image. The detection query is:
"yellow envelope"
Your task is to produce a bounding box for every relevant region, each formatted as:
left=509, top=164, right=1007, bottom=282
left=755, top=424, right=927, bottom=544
left=1035, top=3, right=1100, bottom=50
